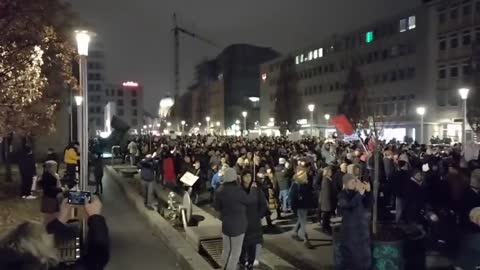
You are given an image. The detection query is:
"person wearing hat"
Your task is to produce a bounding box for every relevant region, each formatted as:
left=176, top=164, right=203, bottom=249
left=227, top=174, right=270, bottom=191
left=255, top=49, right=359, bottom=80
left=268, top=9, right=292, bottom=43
left=337, top=173, right=372, bottom=270
left=455, top=170, right=480, bottom=270
left=214, top=167, right=257, bottom=270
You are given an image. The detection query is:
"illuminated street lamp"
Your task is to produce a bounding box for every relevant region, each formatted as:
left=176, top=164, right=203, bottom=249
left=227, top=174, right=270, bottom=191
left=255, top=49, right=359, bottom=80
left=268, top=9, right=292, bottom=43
left=308, top=104, right=315, bottom=136
left=459, top=88, right=470, bottom=144
left=167, top=122, right=172, bottom=127
left=416, top=107, right=426, bottom=144
left=324, top=114, right=330, bottom=121
left=181, top=120, right=186, bottom=133
left=206, top=116, right=211, bottom=133
left=75, top=30, right=91, bottom=193
left=242, top=111, right=248, bottom=134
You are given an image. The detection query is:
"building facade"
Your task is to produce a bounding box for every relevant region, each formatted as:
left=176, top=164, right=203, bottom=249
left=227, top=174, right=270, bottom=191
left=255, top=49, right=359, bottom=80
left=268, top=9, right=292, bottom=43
left=260, top=2, right=478, bottom=142
left=86, top=41, right=107, bottom=136
left=104, top=82, right=144, bottom=132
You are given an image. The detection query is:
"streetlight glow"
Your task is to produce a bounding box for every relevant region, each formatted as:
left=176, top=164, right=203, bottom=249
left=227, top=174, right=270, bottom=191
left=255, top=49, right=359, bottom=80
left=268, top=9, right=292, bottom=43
left=216, top=121, right=220, bottom=127
left=308, top=104, right=315, bottom=112
left=74, top=96, right=83, bottom=106
left=459, top=88, right=470, bottom=100
left=235, top=120, right=240, bottom=125
left=242, top=111, right=247, bottom=118
left=269, top=117, right=274, bottom=123
left=167, top=122, right=172, bottom=127
left=416, top=107, right=426, bottom=116
left=75, top=30, right=91, bottom=56
left=206, top=116, right=211, bottom=122
left=324, top=114, right=330, bottom=121
left=181, top=120, right=186, bottom=125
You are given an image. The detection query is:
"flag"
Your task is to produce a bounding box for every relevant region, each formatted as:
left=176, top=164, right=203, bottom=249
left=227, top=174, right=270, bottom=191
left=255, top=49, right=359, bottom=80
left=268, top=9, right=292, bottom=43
left=330, top=114, right=354, bottom=135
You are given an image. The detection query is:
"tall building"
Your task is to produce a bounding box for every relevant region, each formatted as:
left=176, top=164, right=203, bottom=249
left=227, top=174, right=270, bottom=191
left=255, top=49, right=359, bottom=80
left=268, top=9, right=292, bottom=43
left=260, top=2, right=478, bottom=142
left=180, top=44, right=279, bottom=132
left=86, top=40, right=107, bottom=136
left=104, top=81, right=144, bottom=132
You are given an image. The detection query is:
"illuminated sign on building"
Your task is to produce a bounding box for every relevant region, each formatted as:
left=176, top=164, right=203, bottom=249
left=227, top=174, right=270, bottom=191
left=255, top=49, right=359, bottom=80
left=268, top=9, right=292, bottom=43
left=122, top=81, right=139, bottom=87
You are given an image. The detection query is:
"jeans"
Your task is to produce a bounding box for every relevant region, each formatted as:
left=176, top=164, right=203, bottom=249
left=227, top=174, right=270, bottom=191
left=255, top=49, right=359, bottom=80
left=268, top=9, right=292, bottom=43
left=239, top=242, right=256, bottom=267
left=279, top=190, right=290, bottom=211
left=222, top=233, right=245, bottom=270
left=395, top=197, right=405, bottom=223
left=142, top=180, right=155, bottom=207
left=293, top=209, right=308, bottom=241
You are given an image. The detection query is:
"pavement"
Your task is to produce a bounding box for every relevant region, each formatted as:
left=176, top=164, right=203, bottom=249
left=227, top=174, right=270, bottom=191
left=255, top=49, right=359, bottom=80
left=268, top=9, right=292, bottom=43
left=102, top=172, right=181, bottom=270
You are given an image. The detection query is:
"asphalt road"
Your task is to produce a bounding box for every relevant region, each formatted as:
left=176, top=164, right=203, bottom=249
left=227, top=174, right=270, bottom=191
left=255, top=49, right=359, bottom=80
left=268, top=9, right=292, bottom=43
left=102, top=173, right=180, bottom=270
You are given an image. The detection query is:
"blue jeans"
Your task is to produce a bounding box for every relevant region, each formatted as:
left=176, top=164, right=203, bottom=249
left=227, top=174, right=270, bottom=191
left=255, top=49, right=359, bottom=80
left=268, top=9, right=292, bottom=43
left=293, top=209, right=308, bottom=241
left=279, top=190, right=290, bottom=212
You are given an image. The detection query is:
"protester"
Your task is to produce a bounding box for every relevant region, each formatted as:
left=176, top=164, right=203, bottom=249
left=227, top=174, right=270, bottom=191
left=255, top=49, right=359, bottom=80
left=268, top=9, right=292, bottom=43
left=289, top=164, right=314, bottom=249
left=38, top=160, right=63, bottom=223
left=139, top=155, right=156, bottom=210
left=239, top=172, right=267, bottom=270
left=18, top=146, right=37, bottom=199
left=337, top=173, right=372, bottom=270
left=275, top=157, right=291, bottom=214
left=127, top=140, right=139, bottom=166
left=214, top=168, right=256, bottom=270
left=320, top=166, right=335, bottom=234
left=63, top=142, right=79, bottom=188
left=43, top=148, right=59, bottom=173
left=93, top=153, right=104, bottom=195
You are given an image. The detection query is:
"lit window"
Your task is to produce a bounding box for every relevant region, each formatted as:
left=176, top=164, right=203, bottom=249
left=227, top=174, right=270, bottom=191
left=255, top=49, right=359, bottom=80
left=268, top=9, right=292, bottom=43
left=318, top=48, right=323, bottom=58
left=262, top=73, right=267, bottom=81
left=308, top=51, right=313, bottom=60
left=295, top=56, right=300, bottom=65
left=399, top=19, right=407, bottom=32
left=300, top=54, right=304, bottom=63
left=313, top=50, right=318, bottom=59
left=408, top=16, right=416, bottom=30
left=366, top=31, right=374, bottom=43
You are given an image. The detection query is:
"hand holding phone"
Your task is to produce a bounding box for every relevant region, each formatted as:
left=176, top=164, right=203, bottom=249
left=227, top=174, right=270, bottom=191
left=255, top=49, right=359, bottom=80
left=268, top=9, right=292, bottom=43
left=67, top=191, right=92, bottom=205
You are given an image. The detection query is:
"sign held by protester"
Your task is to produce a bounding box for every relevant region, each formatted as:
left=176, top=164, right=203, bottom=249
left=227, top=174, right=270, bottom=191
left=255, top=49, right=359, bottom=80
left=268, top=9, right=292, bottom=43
left=180, top=172, right=199, bottom=187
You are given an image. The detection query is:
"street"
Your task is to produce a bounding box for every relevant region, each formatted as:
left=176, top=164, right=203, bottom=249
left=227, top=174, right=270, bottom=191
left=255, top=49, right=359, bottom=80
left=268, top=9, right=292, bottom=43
left=102, top=172, right=180, bottom=270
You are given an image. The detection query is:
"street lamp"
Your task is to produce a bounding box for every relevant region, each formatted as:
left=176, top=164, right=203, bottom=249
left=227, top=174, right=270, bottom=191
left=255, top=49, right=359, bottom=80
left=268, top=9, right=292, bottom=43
left=416, top=106, right=426, bottom=144
left=167, top=122, right=172, bottom=128
left=308, top=104, right=315, bottom=136
left=324, top=114, right=330, bottom=122
left=206, top=116, right=210, bottom=133
left=459, top=88, right=470, bottom=144
left=181, top=120, right=186, bottom=133
left=242, top=111, right=247, bottom=134
left=75, top=30, right=91, bottom=192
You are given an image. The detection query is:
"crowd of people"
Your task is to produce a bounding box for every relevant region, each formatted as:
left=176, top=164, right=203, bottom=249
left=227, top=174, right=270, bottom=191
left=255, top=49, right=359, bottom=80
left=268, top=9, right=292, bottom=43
left=131, top=134, right=480, bottom=270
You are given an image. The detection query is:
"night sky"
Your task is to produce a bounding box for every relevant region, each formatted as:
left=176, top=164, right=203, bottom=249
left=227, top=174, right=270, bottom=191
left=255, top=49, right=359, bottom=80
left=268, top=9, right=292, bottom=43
left=68, top=0, right=419, bottom=114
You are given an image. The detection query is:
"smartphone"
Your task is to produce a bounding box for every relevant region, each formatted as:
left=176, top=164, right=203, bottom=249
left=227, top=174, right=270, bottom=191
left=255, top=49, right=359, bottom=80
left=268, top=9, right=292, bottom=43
left=67, top=191, right=91, bottom=205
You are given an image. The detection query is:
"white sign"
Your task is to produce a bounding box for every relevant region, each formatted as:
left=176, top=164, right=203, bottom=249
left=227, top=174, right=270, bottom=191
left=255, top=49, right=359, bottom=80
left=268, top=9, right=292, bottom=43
left=288, top=132, right=302, bottom=141
left=180, top=172, right=199, bottom=187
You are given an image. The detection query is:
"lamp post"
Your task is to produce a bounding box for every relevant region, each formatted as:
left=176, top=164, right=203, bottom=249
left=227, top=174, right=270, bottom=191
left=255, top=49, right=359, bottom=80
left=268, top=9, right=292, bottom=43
left=308, top=104, right=315, bottom=136
left=74, top=96, right=83, bottom=146
left=416, top=107, right=426, bottom=144
left=459, top=88, right=470, bottom=144
left=206, top=116, right=210, bottom=134
left=324, top=114, right=330, bottom=122
left=75, top=30, right=91, bottom=192
left=242, top=111, right=247, bottom=135
left=181, top=120, right=186, bottom=133
left=156, top=123, right=161, bottom=132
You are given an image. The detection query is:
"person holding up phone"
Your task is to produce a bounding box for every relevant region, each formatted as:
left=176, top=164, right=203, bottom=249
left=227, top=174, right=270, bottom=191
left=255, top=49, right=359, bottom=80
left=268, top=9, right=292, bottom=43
left=0, top=196, right=110, bottom=270
left=337, top=174, right=372, bottom=270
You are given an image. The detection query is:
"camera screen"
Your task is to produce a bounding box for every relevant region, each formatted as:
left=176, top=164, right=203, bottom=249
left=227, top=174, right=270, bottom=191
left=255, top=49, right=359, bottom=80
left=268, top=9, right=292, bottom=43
left=67, top=191, right=91, bottom=205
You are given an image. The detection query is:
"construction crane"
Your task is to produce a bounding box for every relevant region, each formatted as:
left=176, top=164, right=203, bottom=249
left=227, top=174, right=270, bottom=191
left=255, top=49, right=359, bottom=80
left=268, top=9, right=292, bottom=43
left=172, top=13, right=219, bottom=98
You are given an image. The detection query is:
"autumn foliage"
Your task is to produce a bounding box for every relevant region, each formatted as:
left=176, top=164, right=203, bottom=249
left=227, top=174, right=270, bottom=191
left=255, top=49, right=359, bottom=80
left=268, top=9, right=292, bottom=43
left=0, top=0, right=78, bottom=137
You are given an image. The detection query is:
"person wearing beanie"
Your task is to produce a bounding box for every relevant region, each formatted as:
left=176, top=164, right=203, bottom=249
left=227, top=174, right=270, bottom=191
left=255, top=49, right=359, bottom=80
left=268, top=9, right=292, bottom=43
left=214, top=167, right=257, bottom=270
left=337, top=173, right=372, bottom=270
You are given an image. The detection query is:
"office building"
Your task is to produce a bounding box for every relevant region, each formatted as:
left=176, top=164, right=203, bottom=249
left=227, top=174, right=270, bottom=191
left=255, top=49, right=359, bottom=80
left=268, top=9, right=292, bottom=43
left=104, top=81, right=144, bottom=132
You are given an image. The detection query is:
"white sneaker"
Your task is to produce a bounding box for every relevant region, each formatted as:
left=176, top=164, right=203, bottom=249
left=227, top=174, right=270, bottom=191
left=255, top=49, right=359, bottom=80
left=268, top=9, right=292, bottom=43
left=21, top=196, right=27, bottom=199
left=253, top=260, right=260, bottom=267
left=25, top=195, right=37, bottom=200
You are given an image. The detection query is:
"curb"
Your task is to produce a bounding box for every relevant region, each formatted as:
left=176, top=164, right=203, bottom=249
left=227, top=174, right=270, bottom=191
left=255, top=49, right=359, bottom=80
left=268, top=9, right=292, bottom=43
left=105, top=166, right=215, bottom=270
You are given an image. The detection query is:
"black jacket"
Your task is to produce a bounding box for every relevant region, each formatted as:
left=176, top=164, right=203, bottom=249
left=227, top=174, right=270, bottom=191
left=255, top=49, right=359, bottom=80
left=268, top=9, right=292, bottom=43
left=0, top=216, right=109, bottom=270
left=403, top=178, right=428, bottom=224
left=391, top=169, right=410, bottom=198
left=243, top=186, right=268, bottom=245
left=39, top=172, right=62, bottom=198
left=214, top=182, right=256, bottom=237
left=18, top=152, right=36, bottom=178
left=289, top=182, right=315, bottom=210
left=459, top=188, right=480, bottom=234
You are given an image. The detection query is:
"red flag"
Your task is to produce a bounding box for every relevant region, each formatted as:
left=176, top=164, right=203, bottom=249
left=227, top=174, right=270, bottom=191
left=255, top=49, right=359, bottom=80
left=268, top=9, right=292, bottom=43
left=330, top=114, right=354, bottom=135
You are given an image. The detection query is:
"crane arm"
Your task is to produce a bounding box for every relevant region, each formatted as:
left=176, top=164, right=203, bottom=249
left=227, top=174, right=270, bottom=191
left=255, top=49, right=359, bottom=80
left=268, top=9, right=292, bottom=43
left=175, top=27, right=219, bottom=48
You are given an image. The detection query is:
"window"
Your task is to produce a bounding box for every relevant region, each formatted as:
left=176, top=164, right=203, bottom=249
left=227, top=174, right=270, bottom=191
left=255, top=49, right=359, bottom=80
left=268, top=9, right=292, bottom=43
left=399, top=69, right=405, bottom=80
left=313, top=50, right=318, bottom=59
left=448, top=90, right=459, bottom=106
left=118, top=109, right=124, bottom=116
left=408, top=16, right=416, bottom=29
left=95, top=107, right=101, bottom=113
left=131, top=91, right=137, bottom=97
left=117, top=89, right=123, bottom=96
left=438, top=68, right=446, bottom=79
left=407, top=67, right=415, bottom=79
left=450, top=66, right=459, bottom=77
left=335, top=82, right=340, bottom=89
left=382, top=73, right=388, bottom=82
left=399, top=18, right=407, bottom=32
left=390, top=71, right=397, bottom=82
left=439, top=40, right=447, bottom=50
left=318, top=48, right=323, bottom=58
left=300, top=54, right=304, bottom=63
left=463, top=5, right=472, bottom=16
left=117, top=100, right=124, bottom=106
left=88, top=84, right=94, bottom=91
left=439, top=12, right=446, bottom=24
left=133, top=109, right=138, bottom=116
left=476, top=2, right=480, bottom=13
left=463, top=32, right=471, bottom=45
left=295, top=56, right=300, bottom=65
left=450, top=37, right=458, bottom=48
left=131, top=100, right=137, bottom=106
left=308, top=51, right=313, bottom=61
left=451, top=8, right=458, bottom=20
left=437, top=91, right=447, bottom=107
left=96, top=118, right=102, bottom=126
left=462, top=64, right=471, bottom=75
left=132, top=119, right=138, bottom=126
left=366, top=31, right=374, bottom=43
left=88, top=73, right=94, bottom=80
left=382, top=49, right=388, bottom=59
left=96, top=84, right=101, bottom=91
left=329, top=63, right=334, bottom=72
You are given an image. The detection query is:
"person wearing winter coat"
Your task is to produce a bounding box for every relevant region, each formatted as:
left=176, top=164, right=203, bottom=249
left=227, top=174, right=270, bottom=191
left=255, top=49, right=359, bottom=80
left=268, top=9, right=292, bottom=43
left=391, top=160, right=410, bottom=223
left=39, top=161, right=63, bottom=223
left=139, top=155, right=156, bottom=210
left=214, top=168, right=256, bottom=270
left=239, top=172, right=268, bottom=270
left=63, top=142, right=79, bottom=187
left=275, top=158, right=291, bottom=213
left=162, top=152, right=177, bottom=189
left=403, top=169, right=428, bottom=225
left=337, top=173, right=372, bottom=270
left=18, top=146, right=37, bottom=199
left=320, top=166, right=335, bottom=234
left=0, top=197, right=110, bottom=270
left=289, top=165, right=315, bottom=249
left=93, top=154, right=104, bottom=194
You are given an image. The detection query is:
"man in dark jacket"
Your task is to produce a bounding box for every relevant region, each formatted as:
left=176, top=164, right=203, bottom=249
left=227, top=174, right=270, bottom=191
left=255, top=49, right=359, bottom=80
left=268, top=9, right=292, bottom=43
left=337, top=173, right=372, bottom=270
left=391, top=160, right=410, bottom=223
left=458, top=169, right=480, bottom=233
left=18, top=146, right=37, bottom=199
left=214, top=167, right=256, bottom=270
left=0, top=196, right=110, bottom=270
left=139, top=155, right=156, bottom=210
left=403, top=169, right=427, bottom=225
left=275, top=158, right=291, bottom=213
